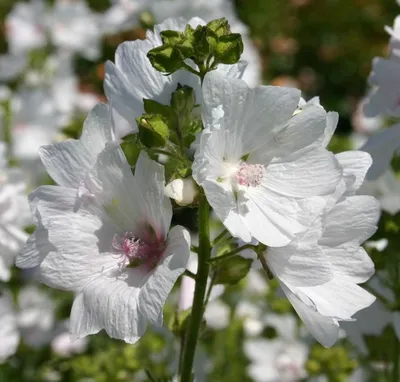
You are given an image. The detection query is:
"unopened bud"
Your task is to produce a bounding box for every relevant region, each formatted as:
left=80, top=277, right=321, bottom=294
left=164, top=177, right=198, bottom=206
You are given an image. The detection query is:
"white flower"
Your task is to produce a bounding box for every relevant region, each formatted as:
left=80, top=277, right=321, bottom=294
left=360, top=123, right=400, bottom=180
left=265, top=151, right=379, bottom=347
left=0, top=142, right=29, bottom=281
left=5, top=0, right=47, bottom=55
left=11, top=86, right=63, bottom=162
left=0, top=291, right=20, bottom=363
left=0, top=54, right=27, bottom=81
left=165, top=177, right=198, bottom=206
left=244, top=337, right=308, bottom=382
left=193, top=71, right=342, bottom=247
left=49, top=0, right=101, bottom=61
left=359, top=169, right=400, bottom=215
left=102, top=0, right=146, bottom=35
left=16, top=103, right=113, bottom=269
left=203, top=299, right=230, bottom=330
left=17, top=143, right=190, bottom=343
left=104, top=17, right=246, bottom=139
left=363, top=56, right=400, bottom=117
left=51, top=320, right=88, bottom=357
left=17, top=285, right=55, bottom=347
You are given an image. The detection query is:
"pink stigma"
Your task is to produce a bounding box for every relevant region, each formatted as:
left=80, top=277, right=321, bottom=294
left=235, top=162, right=264, bottom=187
left=112, top=231, right=165, bottom=270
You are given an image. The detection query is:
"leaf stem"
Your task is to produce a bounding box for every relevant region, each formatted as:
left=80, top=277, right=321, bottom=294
left=211, top=228, right=229, bottom=247
left=208, top=244, right=256, bottom=265
left=180, top=192, right=211, bottom=381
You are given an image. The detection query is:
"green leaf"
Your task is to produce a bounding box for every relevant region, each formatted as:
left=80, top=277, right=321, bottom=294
left=147, top=45, right=184, bottom=74
left=215, top=33, right=244, bottom=64
left=214, top=256, right=252, bottom=285
left=137, top=114, right=169, bottom=147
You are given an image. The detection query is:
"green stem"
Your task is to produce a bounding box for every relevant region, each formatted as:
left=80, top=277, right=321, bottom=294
left=208, top=244, right=256, bottom=265
left=184, top=270, right=197, bottom=280
left=180, top=192, right=211, bottom=382
left=182, top=62, right=201, bottom=77
left=211, top=228, right=229, bottom=247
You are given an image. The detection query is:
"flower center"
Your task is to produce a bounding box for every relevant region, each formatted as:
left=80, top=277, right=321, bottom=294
left=235, top=162, right=264, bottom=187
left=112, top=232, right=165, bottom=270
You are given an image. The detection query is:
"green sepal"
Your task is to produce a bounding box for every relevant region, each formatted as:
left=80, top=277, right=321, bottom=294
left=120, top=134, right=143, bottom=166
left=215, top=33, right=244, bottom=65
left=206, top=18, right=231, bottom=37
left=214, top=256, right=252, bottom=285
left=136, top=114, right=170, bottom=147
left=147, top=45, right=184, bottom=74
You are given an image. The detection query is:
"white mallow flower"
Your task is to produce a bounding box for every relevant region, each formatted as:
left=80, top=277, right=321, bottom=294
left=51, top=320, right=88, bottom=357
left=193, top=71, right=342, bottom=247
left=0, top=291, right=20, bottom=363
left=244, top=338, right=308, bottom=382
left=11, top=86, right=63, bottom=162
left=5, top=0, right=47, bottom=55
left=363, top=56, right=400, bottom=118
left=16, top=103, right=113, bottom=270
left=17, top=143, right=190, bottom=343
left=359, top=169, right=400, bottom=215
left=360, top=123, right=400, bottom=180
left=104, top=17, right=246, bottom=139
left=17, top=285, right=55, bottom=347
left=265, top=151, right=380, bottom=347
left=0, top=142, right=30, bottom=282
left=0, top=54, right=27, bottom=81
left=0, top=286, right=56, bottom=363
left=49, top=0, right=101, bottom=61
left=164, top=177, right=198, bottom=206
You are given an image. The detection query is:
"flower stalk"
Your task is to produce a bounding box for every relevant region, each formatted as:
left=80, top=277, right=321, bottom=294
left=180, top=191, right=211, bottom=381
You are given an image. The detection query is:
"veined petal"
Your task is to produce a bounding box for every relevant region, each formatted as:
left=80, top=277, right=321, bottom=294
left=263, top=149, right=342, bottom=198
left=322, top=244, right=374, bottom=283
left=138, top=225, right=190, bottom=326
left=70, top=276, right=146, bottom=344
left=280, top=283, right=340, bottom=347
left=202, top=71, right=301, bottom=158
left=39, top=103, right=112, bottom=188
left=267, top=243, right=333, bottom=287
left=320, top=195, right=380, bottom=246
left=335, top=151, right=372, bottom=194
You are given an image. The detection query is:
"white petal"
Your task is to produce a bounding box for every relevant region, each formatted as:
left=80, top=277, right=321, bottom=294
left=70, top=276, right=146, bottom=343
left=321, top=112, right=339, bottom=147
left=263, top=149, right=342, bottom=198
left=39, top=103, right=112, bottom=188
left=201, top=71, right=301, bottom=158
left=134, top=151, right=172, bottom=238
left=335, top=151, right=372, bottom=194
left=29, top=186, right=118, bottom=292
left=320, top=195, right=380, bottom=246
left=244, top=187, right=325, bottom=247
left=0, top=291, right=19, bottom=363
left=361, top=123, right=400, bottom=180
left=297, top=277, right=375, bottom=320
left=138, top=225, right=190, bottom=325
left=322, top=244, right=374, bottom=283
left=267, top=243, right=333, bottom=287
left=281, top=283, right=340, bottom=347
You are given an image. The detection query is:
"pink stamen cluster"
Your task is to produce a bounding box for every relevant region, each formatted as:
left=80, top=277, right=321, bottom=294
left=235, top=162, right=264, bottom=187
left=112, top=231, right=166, bottom=271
